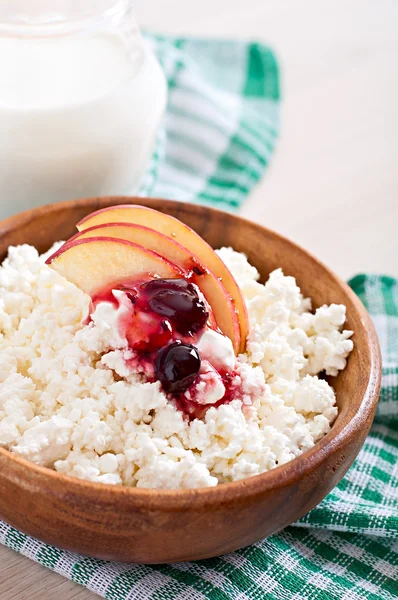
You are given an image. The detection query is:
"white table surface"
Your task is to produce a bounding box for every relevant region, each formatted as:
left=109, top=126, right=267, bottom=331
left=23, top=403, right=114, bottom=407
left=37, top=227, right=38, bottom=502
left=1, top=1, right=397, bottom=598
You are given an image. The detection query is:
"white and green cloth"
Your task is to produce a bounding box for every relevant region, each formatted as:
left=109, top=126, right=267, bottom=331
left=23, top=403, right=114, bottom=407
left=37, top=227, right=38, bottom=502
left=139, top=34, right=279, bottom=209
left=1, top=34, right=397, bottom=600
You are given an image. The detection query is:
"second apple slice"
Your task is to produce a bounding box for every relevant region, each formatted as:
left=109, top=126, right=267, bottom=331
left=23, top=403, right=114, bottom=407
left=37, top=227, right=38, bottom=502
left=77, top=205, right=249, bottom=352
left=70, top=223, right=241, bottom=353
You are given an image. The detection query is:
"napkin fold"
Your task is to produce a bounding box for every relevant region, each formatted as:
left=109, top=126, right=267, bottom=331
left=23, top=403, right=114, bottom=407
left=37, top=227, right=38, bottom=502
left=1, top=33, right=397, bottom=600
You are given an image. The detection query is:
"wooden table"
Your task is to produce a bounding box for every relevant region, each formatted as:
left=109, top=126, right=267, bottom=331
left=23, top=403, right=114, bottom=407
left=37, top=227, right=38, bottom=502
left=1, top=1, right=397, bottom=598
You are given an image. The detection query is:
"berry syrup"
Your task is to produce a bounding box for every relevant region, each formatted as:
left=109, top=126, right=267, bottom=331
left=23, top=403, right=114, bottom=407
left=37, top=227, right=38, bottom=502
left=173, top=370, right=242, bottom=420
left=91, top=277, right=242, bottom=417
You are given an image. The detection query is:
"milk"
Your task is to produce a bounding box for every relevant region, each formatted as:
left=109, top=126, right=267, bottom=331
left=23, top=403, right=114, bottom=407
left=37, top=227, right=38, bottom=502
left=0, top=33, right=167, bottom=219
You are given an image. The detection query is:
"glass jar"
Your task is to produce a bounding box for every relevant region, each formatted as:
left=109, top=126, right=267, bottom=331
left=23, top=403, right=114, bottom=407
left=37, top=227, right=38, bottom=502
left=0, top=0, right=167, bottom=219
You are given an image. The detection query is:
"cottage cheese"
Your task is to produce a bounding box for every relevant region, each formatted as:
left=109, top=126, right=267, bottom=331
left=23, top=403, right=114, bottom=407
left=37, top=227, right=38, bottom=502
left=0, top=243, right=353, bottom=489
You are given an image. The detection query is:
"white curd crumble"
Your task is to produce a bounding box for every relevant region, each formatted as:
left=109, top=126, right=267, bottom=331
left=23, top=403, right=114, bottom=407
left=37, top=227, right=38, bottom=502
left=0, top=243, right=353, bottom=489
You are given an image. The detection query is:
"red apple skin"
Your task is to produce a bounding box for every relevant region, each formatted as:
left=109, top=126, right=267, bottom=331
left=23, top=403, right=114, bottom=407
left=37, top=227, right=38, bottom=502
left=66, top=223, right=241, bottom=352
left=77, top=205, right=249, bottom=352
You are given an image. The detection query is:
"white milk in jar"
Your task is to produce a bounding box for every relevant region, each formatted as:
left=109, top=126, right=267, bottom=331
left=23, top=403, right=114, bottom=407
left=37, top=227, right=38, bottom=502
left=0, top=1, right=167, bottom=219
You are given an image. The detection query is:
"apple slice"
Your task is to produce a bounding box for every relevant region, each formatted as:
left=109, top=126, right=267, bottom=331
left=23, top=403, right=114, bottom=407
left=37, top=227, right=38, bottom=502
left=68, top=223, right=241, bottom=352
left=77, top=205, right=249, bottom=352
left=46, top=237, right=183, bottom=297
left=67, top=223, right=203, bottom=272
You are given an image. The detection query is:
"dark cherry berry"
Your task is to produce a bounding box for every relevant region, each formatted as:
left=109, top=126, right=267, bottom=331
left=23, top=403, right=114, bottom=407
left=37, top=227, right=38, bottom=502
left=141, top=278, right=193, bottom=295
left=160, top=319, right=172, bottom=332
left=155, top=342, right=201, bottom=394
left=141, top=278, right=208, bottom=336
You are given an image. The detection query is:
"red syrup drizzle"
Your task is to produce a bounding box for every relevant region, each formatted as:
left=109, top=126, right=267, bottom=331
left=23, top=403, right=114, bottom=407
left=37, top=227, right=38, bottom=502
left=91, top=276, right=242, bottom=419
left=173, top=370, right=242, bottom=420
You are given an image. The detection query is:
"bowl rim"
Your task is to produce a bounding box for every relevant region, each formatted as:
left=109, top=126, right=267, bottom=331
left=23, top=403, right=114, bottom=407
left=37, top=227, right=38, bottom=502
left=0, top=197, right=382, bottom=509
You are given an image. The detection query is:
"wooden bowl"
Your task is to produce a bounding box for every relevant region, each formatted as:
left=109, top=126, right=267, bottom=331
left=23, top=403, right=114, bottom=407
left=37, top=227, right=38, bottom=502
left=0, top=197, right=381, bottom=564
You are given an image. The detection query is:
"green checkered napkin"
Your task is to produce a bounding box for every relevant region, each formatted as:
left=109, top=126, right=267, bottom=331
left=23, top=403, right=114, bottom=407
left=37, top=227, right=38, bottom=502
left=1, top=34, right=397, bottom=600
left=138, top=33, right=279, bottom=208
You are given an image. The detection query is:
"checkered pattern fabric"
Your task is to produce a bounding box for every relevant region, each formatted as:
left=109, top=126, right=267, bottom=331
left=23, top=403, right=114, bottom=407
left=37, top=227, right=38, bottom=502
left=138, top=33, right=280, bottom=209
left=1, top=34, right=397, bottom=600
